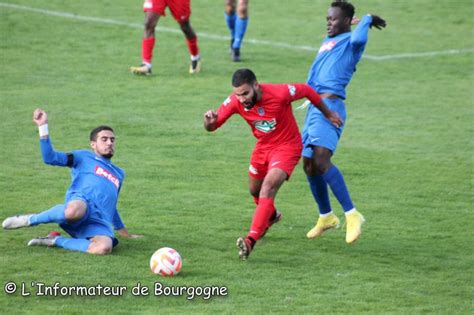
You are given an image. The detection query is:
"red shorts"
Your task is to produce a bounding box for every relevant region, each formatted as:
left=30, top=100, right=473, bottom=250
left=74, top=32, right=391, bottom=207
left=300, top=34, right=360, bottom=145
left=248, top=142, right=303, bottom=180
left=143, top=0, right=191, bottom=22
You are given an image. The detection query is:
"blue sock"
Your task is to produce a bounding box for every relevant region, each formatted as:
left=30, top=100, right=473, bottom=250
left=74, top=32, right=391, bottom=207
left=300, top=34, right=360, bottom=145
left=232, top=16, right=248, bottom=49
left=55, top=237, right=91, bottom=253
left=224, top=12, right=236, bottom=42
left=307, top=175, right=332, bottom=214
left=29, top=204, right=66, bottom=226
left=322, top=165, right=355, bottom=212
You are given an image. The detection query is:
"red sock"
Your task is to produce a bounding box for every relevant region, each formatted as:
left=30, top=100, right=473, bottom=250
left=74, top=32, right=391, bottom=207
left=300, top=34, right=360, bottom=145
left=142, top=37, right=155, bottom=64
left=253, top=196, right=259, bottom=205
left=247, top=198, right=275, bottom=241
left=186, top=36, right=199, bottom=57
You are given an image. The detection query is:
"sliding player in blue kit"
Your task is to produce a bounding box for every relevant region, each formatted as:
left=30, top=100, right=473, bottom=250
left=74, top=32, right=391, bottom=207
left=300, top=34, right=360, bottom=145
left=2, top=108, right=142, bottom=255
left=302, top=1, right=386, bottom=244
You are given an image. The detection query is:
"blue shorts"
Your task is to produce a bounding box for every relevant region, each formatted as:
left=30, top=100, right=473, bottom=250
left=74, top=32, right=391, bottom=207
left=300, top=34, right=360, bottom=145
left=60, top=194, right=118, bottom=246
left=302, top=98, right=347, bottom=158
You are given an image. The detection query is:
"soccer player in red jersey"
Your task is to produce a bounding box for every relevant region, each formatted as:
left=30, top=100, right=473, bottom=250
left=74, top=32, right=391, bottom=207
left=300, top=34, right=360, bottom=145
left=204, top=69, right=342, bottom=260
left=130, top=0, right=201, bottom=75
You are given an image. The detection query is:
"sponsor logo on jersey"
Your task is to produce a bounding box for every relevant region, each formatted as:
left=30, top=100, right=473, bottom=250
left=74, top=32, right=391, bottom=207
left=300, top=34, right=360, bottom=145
left=95, top=166, right=120, bottom=189
left=223, top=97, right=231, bottom=106
left=257, top=107, right=265, bottom=116
left=253, top=118, right=277, bottom=133
left=288, top=85, right=296, bottom=96
left=318, top=40, right=336, bottom=53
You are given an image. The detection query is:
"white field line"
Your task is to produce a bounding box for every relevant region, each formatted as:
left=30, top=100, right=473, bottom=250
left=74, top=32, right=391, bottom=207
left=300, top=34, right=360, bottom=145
left=2, top=2, right=473, bottom=61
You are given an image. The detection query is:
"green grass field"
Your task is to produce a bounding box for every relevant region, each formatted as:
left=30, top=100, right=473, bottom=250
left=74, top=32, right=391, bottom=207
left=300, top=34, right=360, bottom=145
left=1, top=0, right=473, bottom=313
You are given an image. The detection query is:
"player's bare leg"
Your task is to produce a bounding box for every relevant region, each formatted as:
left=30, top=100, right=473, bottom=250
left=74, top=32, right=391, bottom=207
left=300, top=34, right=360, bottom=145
left=179, top=20, right=201, bottom=74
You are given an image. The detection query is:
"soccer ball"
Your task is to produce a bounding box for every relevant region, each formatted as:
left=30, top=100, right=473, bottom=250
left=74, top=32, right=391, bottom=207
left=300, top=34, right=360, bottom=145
left=150, top=247, right=182, bottom=276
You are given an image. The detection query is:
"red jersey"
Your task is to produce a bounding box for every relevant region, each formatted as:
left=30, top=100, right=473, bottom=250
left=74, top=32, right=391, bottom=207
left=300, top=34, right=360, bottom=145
left=216, top=83, right=322, bottom=147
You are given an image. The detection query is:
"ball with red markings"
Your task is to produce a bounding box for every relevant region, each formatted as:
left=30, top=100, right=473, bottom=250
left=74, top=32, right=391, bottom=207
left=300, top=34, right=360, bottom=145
left=150, top=247, right=182, bottom=276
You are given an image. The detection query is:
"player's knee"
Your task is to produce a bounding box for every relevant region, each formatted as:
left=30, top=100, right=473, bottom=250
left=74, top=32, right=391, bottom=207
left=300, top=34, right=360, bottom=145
left=64, top=206, right=86, bottom=222
left=312, top=152, right=331, bottom=175
left=314, top=161, right=330, bottom=175
left=249, top=186, right=260, bottom=198
left=237, top=7, right=248, bottom=18
left=179, top=21, right=194, bottom=38
left=303, top=158, right=315, bottom=176
left=88, top=243, right=112, bottom=255
left=303, top=158, right=329, bottom=176
left=144, top=17, right=157, bottom=35
left=225, top=0, right=236, bottom=14
left=144, top=22, right=155, bottom=36
left=237, top=0, right=248, bottom=17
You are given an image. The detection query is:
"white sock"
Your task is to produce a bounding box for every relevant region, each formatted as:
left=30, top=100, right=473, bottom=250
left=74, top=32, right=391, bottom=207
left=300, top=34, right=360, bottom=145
left=345, top=208, right=357, bottom=215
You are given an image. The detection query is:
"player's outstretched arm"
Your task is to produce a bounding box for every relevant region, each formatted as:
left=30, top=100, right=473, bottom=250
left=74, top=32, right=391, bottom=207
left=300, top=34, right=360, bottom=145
left=204, top=110, right=218, bottom=132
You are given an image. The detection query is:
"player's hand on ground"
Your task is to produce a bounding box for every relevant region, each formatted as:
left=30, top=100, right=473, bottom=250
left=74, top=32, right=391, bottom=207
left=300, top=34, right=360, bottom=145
left=117, top=228, right=144, bottom=239
left=327, top=111, right=343, bottom=128
left=33, top=108, right=48, bottom=126
left=370, top=15, right=386, bottom=30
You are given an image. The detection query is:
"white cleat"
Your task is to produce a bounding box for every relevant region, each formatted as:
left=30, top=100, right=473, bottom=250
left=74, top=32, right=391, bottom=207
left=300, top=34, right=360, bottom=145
left=28, top=237, right=58, bottom=247
left=2, top=214, right=33, bottom=229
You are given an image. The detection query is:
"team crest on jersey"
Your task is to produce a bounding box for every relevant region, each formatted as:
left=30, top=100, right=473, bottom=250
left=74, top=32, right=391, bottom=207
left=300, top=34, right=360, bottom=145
left=318, top=40, right=336, bottom=53
left=253, top=119, right=277, bottom=133
left=95, top=166, right=120, bottom=189
left=288, top=85, right=296, bottom=96
left=257, top=107, right=265, bottom=116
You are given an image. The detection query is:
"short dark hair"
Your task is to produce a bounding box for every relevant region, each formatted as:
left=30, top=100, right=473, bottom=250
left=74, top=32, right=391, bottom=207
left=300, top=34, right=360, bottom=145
left=90, top=125, right=114, bottom=141
left=331, top=1, right=355, bottom=20
left=232, top=68, right=257, bottom=87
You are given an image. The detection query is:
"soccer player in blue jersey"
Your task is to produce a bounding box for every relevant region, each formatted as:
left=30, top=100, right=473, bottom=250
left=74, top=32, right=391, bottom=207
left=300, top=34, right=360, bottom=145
left=224, top=0, right=249, bottom=61
left=302, top=1, right=386, bottom=244
left=2, top=109, right=142, bottom=255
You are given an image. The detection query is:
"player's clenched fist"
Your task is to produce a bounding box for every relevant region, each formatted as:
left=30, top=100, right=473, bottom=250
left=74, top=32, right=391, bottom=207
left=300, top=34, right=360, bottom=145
left=204, top=110, right=218, bottom=131
left=33, top=108, right=48, bottom=126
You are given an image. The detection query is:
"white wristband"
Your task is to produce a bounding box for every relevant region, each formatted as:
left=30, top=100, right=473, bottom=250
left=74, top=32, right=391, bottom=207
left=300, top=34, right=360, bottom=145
left=38, top=124, right=49, bottom=137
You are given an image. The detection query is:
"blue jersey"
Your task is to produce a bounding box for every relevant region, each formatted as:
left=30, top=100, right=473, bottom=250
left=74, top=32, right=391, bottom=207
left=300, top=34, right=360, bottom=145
left=40, top=138, right=125, bottom=230
left=306, top=15, right=373, bottom=100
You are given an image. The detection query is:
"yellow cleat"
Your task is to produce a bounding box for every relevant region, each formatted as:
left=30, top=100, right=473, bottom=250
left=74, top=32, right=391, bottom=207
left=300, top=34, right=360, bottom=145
left=306, top=213, right=340, bottom=239
left=189, top=59, right=201, bottom=74
left=130, top=64, right=152, bottom=76
left=345, top=210, right=365, bottom=244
